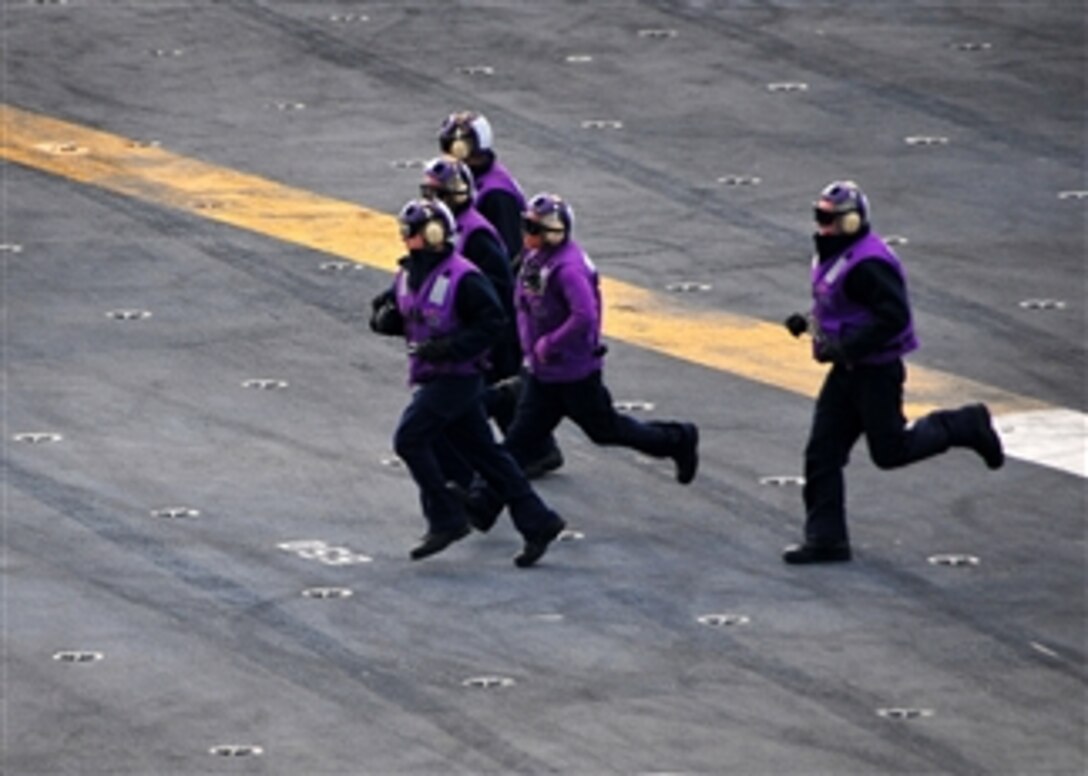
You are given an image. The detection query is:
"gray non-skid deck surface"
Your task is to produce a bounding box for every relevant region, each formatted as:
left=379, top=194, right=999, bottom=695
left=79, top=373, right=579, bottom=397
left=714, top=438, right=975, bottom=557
left=2, top=1, right=1085, bottom=774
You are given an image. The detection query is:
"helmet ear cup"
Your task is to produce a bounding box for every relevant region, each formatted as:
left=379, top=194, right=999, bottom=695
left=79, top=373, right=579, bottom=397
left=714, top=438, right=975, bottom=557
left=543, top=228, right=565, bottom=246
left=449, top=137, right=472, bottom=160
left=422, top=218, right=447, bottom=248
left=840, top=211, right=861, bottom=235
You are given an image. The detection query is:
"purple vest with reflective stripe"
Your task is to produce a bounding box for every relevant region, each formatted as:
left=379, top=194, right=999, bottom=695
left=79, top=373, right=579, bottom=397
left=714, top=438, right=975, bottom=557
left=395, top=253, right=484, bottom=384
left=475, top=159, right=526, bottom=210
left=811, top=232, right=918, bottom=364
left=456, top=207, right=502, bottom=255
left=515, top=239, right=604, bottom=382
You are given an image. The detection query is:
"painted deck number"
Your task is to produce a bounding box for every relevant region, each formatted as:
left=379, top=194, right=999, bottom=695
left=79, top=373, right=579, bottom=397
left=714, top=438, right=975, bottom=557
left=277, top=540, right=372, bottom=566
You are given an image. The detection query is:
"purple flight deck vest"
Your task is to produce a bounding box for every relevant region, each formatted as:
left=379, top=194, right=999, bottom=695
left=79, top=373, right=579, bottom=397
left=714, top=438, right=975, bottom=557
left=396, top=253, right=486, bottom=385
left=455, top=207, right=502, bottom=256
left=475, top=159, right=526, bottom=212
left=811, top=232, right=918, bottom=365
left=515, top=238, right=604, bottom=383
left=476, top=158, right=526, bottom=258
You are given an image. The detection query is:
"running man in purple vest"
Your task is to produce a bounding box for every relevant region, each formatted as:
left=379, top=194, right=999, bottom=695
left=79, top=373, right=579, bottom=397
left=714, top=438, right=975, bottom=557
left=456, top=193, right=700, bottom=532
left=782, top=181, right=1005, bottom=565
left=368, top=198, right=566, bottom=567
left=437, top=112, right=564, bottom=478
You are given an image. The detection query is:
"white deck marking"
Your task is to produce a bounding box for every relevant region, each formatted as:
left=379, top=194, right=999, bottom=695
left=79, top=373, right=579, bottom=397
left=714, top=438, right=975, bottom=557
left=996, top=409, right=1088, bottom=478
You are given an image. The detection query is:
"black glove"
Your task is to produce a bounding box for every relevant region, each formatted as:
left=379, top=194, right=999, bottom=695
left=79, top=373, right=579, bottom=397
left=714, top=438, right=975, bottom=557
left=369, top=290, right=401, bottom=334
left=369, top=302, right=400, bottom=334
left=370, top=289, right=392, bottom=310
left=784, top=312, right=809, bottom=338
left=411, top=337, right=453, bottom=362
left=814, top=336, right=846, bottom=364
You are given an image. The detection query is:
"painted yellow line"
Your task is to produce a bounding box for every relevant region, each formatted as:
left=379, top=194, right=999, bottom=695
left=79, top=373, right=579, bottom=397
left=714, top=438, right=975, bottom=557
left=1, top=103, right=1048, bottom=418
left=0, top=104, right=404, bottom=266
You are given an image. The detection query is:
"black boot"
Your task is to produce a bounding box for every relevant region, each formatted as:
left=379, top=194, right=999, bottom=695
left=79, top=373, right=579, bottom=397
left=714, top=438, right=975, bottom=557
left=514, top=516, right=567, bottom=568
left=410, top=524, right=471, bottom=561
left=782, top=542, right=852, bottom=564
left=946, top=404, right=1005, bottom=470
left=446, top=480, right=504, bottom=533
left=671, top=423, right=699, bottom=485
left=522, top=445, right=564, bottom=479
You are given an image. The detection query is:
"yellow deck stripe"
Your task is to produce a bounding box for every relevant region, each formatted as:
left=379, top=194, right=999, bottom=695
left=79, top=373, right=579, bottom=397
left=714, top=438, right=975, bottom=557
left=1, top=103, right=1048, bottom=417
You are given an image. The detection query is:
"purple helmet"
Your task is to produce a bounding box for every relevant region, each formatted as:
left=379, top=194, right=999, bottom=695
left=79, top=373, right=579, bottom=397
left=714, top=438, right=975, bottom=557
left=438, top=111, right=493, bottom=159
left=816, top=180, right=870, bottom=222
left=524, top=192, right=574, bottom=236
left=420, top=155, right=476, bottom=204
left=398, top=198, right=457, bottom=246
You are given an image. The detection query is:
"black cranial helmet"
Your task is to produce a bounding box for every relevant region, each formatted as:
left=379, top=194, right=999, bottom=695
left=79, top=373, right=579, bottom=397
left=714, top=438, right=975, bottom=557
left=814, top=180, right=870, bottom=234
left=522, top=192, right=574, bottom=243
left=398, top=198, right=457, bottom=249
left=438, top=111, right=493, bottom=160
left=420, top=155, right=476, bottom=211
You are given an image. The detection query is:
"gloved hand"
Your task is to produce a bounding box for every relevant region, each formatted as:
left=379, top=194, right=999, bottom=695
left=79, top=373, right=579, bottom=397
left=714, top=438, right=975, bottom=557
left=369, top=290, right=400, bottom=333
left=814, top=336, right=846, bottom=364
left=784, top=312, right=809, bottom=338
left=372, top=287, right=397, bottom=310
left=411, top=337, right=453, bottom=362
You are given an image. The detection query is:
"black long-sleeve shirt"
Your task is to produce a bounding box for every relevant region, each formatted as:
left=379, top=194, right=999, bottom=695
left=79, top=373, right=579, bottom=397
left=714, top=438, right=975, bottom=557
left=461, top=228, right=514, bottom=318
left=470, top=152, right=525, bottom=261
left=840, top=259, right=911, bottom=361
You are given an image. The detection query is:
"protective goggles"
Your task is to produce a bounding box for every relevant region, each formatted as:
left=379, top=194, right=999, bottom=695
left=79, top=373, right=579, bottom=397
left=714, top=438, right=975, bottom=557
left=522, top=218, right=564, bottom=236
left=813, top=207, right=840, bottom=225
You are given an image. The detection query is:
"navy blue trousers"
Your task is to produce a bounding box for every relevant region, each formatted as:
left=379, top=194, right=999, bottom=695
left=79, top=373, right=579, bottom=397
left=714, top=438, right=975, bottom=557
left=466, top=370, right=679, bottom=522
left=392, top=374, right=556, bottom=537
left=803, top=360, right=957, bottom=545
left=505, top=370, right=677, bottom=463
